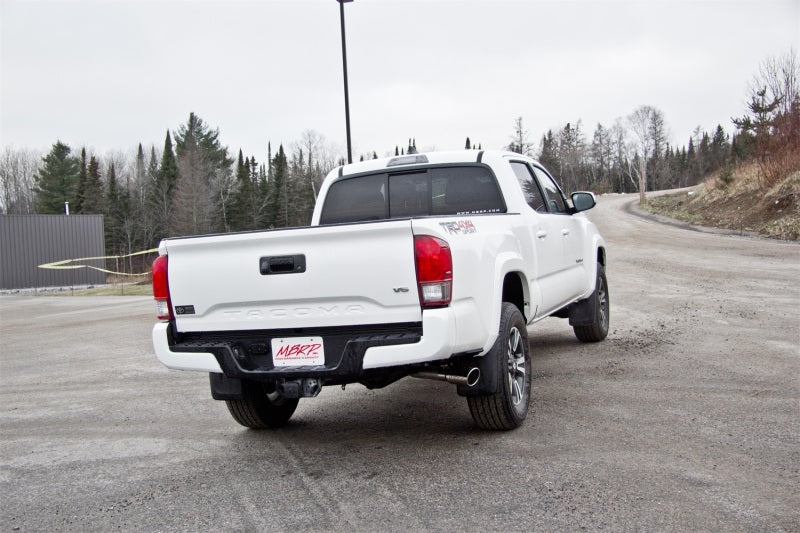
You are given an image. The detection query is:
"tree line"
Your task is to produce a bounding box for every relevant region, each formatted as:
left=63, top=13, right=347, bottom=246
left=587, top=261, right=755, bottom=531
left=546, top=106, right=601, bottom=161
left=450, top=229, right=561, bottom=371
left=1, top=49, right=796, bottom=257
left=507, top=49, right=798, bottom=203
left=510, top=110, right=738, bottom=204
left=1, top=114, right=339, bottom=263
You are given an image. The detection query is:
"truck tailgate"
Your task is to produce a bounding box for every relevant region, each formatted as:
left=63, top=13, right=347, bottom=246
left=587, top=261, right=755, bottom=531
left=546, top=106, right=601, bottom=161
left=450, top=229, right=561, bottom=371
left=163, top=220, right=421, bottom=332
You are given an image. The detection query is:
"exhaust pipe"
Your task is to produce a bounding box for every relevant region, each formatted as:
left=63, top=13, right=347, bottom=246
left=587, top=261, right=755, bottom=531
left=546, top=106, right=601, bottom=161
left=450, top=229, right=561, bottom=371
left=411, top=367, right=481, bottom=387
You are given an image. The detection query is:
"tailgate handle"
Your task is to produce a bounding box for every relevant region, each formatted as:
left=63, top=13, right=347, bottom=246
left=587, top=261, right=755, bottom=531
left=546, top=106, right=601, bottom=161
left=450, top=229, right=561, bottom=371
left=260, top=255, right=306, bottom=275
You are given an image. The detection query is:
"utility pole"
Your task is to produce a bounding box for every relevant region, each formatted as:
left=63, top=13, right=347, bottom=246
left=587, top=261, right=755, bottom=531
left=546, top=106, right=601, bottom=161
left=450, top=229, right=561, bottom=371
left=337, top=0, right=354, bottom=164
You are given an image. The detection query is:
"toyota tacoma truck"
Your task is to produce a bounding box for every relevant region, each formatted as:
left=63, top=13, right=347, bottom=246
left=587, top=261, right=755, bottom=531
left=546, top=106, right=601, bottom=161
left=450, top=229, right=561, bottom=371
left=152, top=150, right=608, bottom=430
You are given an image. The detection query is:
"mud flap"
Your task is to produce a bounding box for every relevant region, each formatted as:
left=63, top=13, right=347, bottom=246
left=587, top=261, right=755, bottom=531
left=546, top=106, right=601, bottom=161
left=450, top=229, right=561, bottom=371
left=456, top=353, right=498, bottom=397
left=568, top=295, right=596, bottom=327
left=210, top=373, right=243, bottom=400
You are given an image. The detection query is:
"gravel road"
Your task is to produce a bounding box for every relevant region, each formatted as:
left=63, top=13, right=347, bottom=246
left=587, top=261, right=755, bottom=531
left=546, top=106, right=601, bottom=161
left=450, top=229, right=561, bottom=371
left=1, top=193, right=798, bottom=532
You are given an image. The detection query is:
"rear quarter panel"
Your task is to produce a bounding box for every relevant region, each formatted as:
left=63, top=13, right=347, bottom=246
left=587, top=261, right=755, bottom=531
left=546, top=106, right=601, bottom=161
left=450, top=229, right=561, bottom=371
left=411, top=214, right=532, bottom=355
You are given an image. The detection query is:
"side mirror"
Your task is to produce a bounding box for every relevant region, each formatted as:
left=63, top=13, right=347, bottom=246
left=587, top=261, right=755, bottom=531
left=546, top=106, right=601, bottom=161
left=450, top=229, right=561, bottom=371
left=571, top=191, right=596, bottom=212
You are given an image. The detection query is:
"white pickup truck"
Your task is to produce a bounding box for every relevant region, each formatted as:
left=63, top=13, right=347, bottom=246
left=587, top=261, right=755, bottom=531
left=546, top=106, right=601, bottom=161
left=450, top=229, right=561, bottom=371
left=152, top=150, right=608, bottom=430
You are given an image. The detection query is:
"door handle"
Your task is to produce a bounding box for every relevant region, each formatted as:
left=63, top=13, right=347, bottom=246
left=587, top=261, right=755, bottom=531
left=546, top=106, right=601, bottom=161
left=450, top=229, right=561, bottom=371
left=561, top=229, right=570, bottom=236
left=536, top=230, right=548, bottom=239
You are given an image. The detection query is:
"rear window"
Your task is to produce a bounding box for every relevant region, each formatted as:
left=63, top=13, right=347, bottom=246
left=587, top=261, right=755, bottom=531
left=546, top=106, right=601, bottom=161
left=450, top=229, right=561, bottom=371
left=320, top=165, right=505, bottom=225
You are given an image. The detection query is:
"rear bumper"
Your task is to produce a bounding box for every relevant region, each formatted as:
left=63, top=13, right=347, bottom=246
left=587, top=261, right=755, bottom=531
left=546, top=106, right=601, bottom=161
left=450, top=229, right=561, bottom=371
left=152, top=309, right=459, bottom=382
left=153, top=322, right=222, bottom=372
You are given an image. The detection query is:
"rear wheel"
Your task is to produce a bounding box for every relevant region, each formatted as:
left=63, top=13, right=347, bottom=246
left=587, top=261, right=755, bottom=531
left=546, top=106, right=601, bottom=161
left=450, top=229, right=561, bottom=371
left=226, top=380, right=299, bottom=429
left=467, top=302, right=531, bottom=430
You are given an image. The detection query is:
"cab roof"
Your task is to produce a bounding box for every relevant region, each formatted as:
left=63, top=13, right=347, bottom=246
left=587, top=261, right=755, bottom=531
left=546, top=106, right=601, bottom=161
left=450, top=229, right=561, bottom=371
left=335, top=149, right=535, bottom=177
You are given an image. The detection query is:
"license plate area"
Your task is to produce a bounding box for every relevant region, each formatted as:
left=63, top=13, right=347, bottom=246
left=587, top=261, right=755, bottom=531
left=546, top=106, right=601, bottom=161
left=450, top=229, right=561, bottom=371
left=271, top=336, right=325, bottom=367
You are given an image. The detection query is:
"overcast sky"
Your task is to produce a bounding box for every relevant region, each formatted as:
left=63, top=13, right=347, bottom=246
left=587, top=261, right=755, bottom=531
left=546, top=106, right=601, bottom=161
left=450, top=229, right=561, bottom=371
left=2, top=0, right=798, bottom=163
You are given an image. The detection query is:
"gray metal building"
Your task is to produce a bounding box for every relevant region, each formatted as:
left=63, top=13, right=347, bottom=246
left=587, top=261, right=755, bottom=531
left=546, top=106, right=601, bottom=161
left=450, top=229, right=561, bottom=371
left=0, top=214, right=106, bottom=290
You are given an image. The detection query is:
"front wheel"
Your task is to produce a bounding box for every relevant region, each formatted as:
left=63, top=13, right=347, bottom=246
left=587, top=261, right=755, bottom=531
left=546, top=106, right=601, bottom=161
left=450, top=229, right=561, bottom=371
left=467, top=302, right=531, bottom=430
left=573, top=263, right=610, bottom=343
left=225, top=380, right=299, bottom=429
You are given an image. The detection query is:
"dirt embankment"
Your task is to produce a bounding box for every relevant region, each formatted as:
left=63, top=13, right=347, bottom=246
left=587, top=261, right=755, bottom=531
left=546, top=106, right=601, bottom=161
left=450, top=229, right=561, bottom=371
left=642, top=163, right=800, bottom=240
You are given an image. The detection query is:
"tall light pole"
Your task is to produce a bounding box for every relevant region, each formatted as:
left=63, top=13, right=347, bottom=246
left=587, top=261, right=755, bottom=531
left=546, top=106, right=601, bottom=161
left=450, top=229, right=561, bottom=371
left=337, top=0, right=353, bottom=164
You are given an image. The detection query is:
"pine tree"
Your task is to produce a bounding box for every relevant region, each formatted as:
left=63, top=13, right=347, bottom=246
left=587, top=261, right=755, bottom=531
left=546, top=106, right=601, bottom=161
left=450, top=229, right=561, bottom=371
left=465, top=137, right=471, bottom=150
left=149, top=131, right=179, bottom=240
left=81, top=156, right=105, bottom=214
left=229, top=149, right=261, bottom=231
left=135, top=144, right=146, bottom=181
left=173, top=113, right=234, bottom=234
left=709, top=125, right=730, bottom=171
left=699, top=131, right=711, bottom=175
left=34, top=141, right=79, bottom=214
left=686, top=136, right=698, bottom=184
left=267, top=145, right=288, bottom=228
left=74, top=148, right=87, bottom=213
left=134, top=143, right=147, bottom=207
left=538, top=130, right=558, bottom=172
left=105, top=163, right=121, bottom=254
left=137, top=146, right=161, bottom=247
left=148, top=146, right=159, bottom=182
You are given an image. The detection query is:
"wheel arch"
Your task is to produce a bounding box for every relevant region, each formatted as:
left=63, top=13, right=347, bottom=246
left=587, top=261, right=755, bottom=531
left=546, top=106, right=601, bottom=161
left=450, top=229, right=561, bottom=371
left=597, top=245, right=606, bottom=267
left=502, top=271, right=528, bottom=321
left=484, top=253, right=530, bottom=355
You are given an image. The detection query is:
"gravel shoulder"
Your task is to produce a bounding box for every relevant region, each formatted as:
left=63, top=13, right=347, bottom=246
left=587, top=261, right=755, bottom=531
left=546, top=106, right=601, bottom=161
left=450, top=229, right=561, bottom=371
left=1, top=194, right=798, bottom=532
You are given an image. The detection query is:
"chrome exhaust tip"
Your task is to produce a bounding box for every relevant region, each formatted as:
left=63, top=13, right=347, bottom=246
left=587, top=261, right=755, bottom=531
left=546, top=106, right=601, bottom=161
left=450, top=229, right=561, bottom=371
left=411, top=367, right=481, bottom=387
left=465, top=367, right=481, bottom=387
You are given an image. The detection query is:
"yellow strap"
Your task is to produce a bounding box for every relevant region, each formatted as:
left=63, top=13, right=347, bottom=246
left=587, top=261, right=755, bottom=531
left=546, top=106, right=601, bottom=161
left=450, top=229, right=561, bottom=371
left=37, top=248, right=159, bottom=277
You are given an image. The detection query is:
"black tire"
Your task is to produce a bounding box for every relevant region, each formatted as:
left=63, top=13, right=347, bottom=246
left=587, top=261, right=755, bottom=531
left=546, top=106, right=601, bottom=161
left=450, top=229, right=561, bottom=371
left=225, top=380, right=299, bottom=429
left=573, top=264, right=610, bottom=343
left=467, top=302, right=531, bottom=430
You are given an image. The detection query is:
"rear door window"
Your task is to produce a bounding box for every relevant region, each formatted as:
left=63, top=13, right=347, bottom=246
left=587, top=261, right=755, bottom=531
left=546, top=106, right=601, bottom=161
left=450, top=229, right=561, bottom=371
left=510, top=161, right=547, bottom=213
left=430, top=166, right=505, bottom=216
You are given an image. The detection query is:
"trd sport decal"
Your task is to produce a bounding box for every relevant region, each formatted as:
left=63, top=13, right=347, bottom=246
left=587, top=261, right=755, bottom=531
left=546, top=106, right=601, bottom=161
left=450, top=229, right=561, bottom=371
left=439, top=219, right=477, bottom=235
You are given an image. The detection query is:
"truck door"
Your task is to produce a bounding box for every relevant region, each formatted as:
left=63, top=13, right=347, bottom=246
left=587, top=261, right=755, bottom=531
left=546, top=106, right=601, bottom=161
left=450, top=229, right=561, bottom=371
left=510, top=162, right=567, bottom=314
left=530, top=165, right=586, bottom=304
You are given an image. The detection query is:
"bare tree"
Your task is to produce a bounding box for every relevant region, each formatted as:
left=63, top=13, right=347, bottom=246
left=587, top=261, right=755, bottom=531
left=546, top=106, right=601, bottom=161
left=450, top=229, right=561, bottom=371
left=210, top=166, right=235, bottom=232
left=735, top=48, right=800, bottom=186
left=648, top=109, right=669, bottom=190
left=590, top=123, right=612, bottom=191
left=0, top=147, right=40, bottom=214
left=296, top=129, right=337, bottom=200
left=752, top=47, right=799, bottom=116
left=508, top=117, right=534, bottom=156
left=610, top=119, right=637, bottom=193
left=627, top=105, right=665, bottom=204
left=556, top=121, right=586, bottom=193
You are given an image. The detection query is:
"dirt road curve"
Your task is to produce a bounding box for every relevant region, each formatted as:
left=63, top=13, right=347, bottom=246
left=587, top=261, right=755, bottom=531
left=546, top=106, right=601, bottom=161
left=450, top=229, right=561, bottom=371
left=1, top=194, right=798, bottom=532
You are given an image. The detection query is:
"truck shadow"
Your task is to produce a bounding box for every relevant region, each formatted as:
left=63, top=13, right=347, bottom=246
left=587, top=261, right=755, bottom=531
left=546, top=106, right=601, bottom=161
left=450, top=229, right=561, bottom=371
left=221, top=331, right=587, bottom=447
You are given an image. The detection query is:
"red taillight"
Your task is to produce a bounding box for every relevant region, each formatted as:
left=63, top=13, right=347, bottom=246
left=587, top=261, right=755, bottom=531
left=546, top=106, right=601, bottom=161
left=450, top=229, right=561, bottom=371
left=414, top=235, right=452, bottom=309
left=152, top=255, right=173, bottom=320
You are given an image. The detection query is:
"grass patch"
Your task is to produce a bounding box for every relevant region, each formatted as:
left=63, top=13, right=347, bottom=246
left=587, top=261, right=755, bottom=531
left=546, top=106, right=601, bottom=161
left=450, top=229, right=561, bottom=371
left=641, top=164, right=799, bottom=240
left=643, top=194, right=705, bottom=225
left=42, top=284, right=153, bottom=297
